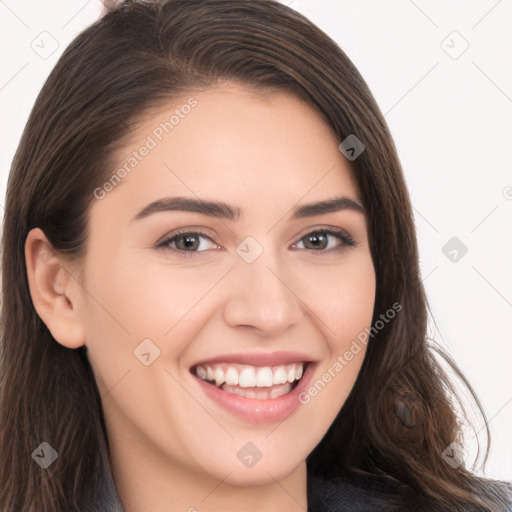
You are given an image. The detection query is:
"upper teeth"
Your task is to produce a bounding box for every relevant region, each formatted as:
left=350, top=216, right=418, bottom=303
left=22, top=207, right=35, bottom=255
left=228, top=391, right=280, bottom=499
left=194, top=362, right=304, bottom=388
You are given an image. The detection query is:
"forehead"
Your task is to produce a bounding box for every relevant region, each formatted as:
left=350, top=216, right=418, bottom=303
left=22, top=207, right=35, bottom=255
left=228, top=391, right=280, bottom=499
left=94, top=82, right=360, bottom=217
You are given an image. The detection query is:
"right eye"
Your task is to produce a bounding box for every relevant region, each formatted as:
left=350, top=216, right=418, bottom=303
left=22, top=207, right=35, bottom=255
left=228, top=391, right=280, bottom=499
left=155, top=230, right=220, bottom=254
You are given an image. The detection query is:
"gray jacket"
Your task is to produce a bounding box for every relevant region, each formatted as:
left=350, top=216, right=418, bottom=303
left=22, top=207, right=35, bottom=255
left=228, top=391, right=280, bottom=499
left=84, top=459, right=512, bottom=512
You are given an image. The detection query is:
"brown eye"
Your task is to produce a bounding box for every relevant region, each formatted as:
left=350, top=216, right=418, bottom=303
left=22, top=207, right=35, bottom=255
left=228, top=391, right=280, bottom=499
left=293, top=229, right=356, bottom=252
left=156, top=231, right=218, bottom=253
left=175, top=234, right=201, bottom=251
left=303, top=233, right=329, bottom=250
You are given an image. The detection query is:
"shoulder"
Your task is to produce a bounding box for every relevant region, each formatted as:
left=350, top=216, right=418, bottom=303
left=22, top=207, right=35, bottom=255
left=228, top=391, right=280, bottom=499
left=307, top=473, right=423, bottom=512
left=82, top=458, right=125, bottom=512
left=307, top=473, right=512, bottom=512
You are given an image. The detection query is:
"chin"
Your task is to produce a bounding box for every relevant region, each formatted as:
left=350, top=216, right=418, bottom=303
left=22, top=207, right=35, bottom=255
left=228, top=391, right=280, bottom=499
left=193, top=442, right=308, bottom=487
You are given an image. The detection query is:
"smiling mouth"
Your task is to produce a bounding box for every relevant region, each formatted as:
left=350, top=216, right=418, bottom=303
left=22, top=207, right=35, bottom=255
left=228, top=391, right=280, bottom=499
left=191, top=362, right=306, bottom=400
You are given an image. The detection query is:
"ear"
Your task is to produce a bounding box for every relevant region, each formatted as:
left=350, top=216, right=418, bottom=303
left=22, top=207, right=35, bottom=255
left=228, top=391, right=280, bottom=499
left=24, top=227, right=85, bottom=349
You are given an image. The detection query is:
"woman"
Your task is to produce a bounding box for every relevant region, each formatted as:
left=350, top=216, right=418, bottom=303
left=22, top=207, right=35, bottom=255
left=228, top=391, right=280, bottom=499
left=1, top=1, right=510, bottom=511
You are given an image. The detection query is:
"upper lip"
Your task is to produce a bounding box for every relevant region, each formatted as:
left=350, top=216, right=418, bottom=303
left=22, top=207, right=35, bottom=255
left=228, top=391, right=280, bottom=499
left=190, top=351, right=315, bottom=368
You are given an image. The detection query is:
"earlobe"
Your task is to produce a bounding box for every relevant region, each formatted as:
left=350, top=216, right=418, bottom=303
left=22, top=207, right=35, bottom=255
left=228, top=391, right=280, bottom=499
left=24, top=227, right=85, bottom=349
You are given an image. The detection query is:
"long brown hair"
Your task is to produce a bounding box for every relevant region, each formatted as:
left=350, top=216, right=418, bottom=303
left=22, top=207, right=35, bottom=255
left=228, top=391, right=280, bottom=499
left=1, top=1, right=509, bottom=510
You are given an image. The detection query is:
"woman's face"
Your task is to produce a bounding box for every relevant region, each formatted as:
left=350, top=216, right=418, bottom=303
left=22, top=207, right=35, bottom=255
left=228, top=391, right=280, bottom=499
left=75, top=82, right=375, bottom=488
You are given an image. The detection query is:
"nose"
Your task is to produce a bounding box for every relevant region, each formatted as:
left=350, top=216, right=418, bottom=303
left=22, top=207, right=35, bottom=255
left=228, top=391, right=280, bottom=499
left=222, top=254, right=305, bottom=337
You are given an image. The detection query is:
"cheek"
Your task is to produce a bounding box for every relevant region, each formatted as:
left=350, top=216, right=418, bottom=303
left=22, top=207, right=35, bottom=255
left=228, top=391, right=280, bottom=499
left=84, top=248, right=220, bottom=332
left=80, top=252, right=227, bottom=386
left=296, top=251, right=376, bottom=342
left=330, top=265, right=376, bottom=351
left=295, top=253, right=375, bottom=407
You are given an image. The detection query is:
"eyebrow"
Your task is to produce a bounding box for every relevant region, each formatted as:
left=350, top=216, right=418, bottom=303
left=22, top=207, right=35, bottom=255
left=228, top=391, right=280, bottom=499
left=131, top=195, right=364, bottom=222
left=292, top=196, right=364, bottom=218
left=132, top=197, right=241, bottom=222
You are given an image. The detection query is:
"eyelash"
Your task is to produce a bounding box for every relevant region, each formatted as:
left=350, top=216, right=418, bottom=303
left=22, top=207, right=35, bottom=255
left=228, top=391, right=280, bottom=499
left=155, top=227, right=356, bottom=257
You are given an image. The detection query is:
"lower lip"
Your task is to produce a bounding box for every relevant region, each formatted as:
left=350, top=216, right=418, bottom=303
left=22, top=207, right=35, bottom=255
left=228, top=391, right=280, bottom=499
left=193, top=364, right=314, bottom=424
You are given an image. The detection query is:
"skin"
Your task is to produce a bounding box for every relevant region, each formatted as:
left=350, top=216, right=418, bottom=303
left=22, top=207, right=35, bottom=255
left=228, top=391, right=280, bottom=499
left=25, top=81, right=376, bottom=512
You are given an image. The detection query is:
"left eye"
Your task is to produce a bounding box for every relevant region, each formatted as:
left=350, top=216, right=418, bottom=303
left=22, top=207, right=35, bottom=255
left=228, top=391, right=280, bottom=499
left=293, top=229, right=354, bottom=251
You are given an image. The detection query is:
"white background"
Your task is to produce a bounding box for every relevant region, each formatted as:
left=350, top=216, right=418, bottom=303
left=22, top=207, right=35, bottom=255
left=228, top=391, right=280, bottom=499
left=0, top=0, right=511, bottom=480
